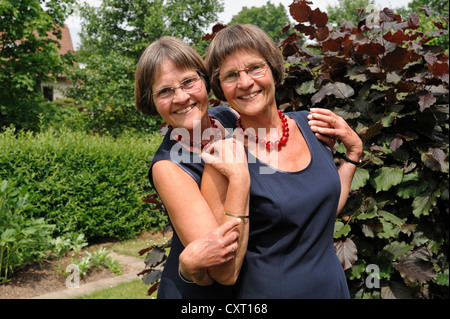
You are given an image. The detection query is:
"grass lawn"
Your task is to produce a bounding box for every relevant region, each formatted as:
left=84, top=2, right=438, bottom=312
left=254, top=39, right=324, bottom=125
left=75, top=279, right=157, bottom=299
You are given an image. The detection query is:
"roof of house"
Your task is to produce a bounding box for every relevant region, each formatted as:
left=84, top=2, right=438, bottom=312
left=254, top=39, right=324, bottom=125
left=50, top=24, right=74, bottom=54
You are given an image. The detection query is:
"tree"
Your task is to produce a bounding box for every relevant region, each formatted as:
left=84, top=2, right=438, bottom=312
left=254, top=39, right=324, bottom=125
left=68, top=0, right=224, bottom=136
left=326, top=0, right=374, bottom=26
left=0, top=0, right=75, bottom=130
left=398, top=0, right=449, bottom=51
left=78, top=0, right=224, bottom=59
left=228, top=1, right=290, bottom=42
left=278, top=0, right=448, bottom=298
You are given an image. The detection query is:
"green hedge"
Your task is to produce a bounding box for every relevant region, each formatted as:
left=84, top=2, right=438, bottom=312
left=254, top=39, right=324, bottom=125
left=0, top=127, right=165, bottom=241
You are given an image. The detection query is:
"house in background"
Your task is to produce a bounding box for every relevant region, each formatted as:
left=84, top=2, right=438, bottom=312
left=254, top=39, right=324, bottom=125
left=40, top=24, right=74, bottom=101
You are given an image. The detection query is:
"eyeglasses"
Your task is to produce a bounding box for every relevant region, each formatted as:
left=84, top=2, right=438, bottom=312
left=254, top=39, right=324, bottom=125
left=152, top=76, right=202, bottom=102
left=219, top=61, right=269, bottom=85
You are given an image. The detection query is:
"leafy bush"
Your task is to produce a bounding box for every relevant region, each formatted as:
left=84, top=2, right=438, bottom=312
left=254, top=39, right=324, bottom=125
left=0, top=126, right=165, bottom=241
left=0, top=179, right=55, bottom=283
left=66, top=52, right=162, bottom=137
left=275, top=1, right=448, bottom=298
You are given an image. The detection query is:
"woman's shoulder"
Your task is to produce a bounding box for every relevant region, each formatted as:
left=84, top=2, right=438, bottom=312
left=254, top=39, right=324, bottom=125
left=209, top=105, right=238, bottom=129
left=286, top=109, right=309, bottom=119
left=285, top=110, right=310, bottom=127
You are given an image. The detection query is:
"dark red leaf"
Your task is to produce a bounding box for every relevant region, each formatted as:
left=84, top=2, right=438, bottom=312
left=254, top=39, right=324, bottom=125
left=315, top=26, right=329, bottom=41
left=408, top=13, right=420, bottom=26
left=282, top=24, right=291, bottom=33
left=390, top=137, right=403, bottom=151
left=202, top=24, right=227, bottom=41
left=429, top=61, right=449, bottom=77
left=380, top=8, right=395, bottom=22
left=147, top=281, right=160, bottom=296
left=310, top=8, right=328, bottom=27
left=334, top=238, right=358, bottom=270
left=393, top=248, right=436, bottom=283
left=355, top=43, right=385, bottom=57
left=289, top=0, right=312, bottom=23
left=322, top=38, right=341, bottom=52
left=384, top=30, right=410, bottom=44
left=138, top=245, right=154, bottom=256
left=396, top=81, right=417, bottom=92
left=137, top=268, right=154, bottom=276
left=294, top=23, right=315, bottom=40
left=381, top=47, right=420, bottom=71
left=420, top=7, right=432, bottom=17
left=281, top=32, right=303, bottom=44
left=212, top=24, right=227, bottom=33
left=362, top=121, right=383, bottom=142
left=419, top=92, right=436, bottom=112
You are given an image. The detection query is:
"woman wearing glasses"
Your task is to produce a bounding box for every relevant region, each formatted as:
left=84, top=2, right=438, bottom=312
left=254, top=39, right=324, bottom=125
left=135, top=36, right=250, bottom=298
left=203, top=24, right=363, bottom=298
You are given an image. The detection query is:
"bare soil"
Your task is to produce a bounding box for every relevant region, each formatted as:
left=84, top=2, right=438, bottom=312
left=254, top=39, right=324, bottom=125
left=0, top=242, right=126, bottom=299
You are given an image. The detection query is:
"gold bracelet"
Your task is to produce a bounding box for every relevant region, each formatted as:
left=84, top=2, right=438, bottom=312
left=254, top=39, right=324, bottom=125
left=224, top=212, right=250, bottom=219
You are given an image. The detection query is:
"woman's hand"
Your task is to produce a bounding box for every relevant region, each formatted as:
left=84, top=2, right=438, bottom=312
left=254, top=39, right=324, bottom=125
left=201, top=138, right=248, bottom=181
left=179, top=218, right=242, bottom=285
left=307, top=108, right=363, bottom=161
left=308, top=107, right=363, bottom=215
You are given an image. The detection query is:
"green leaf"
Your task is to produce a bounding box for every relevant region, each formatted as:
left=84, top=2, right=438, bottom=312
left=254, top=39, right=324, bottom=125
left=377, top=218, right=399, bottom=239
left=371, top=167, right=403, bottom=193
left=380, top=241, right=414, bottom=261
left=295, top=80, right=317, bottom=95
left=334, top=221, right=351, bottom=238
left=412, top=189, right=439, bottom=218
left=348, top=259, right=366, bottom=280
left=350, top=168, right=370, bottom=191
left=435, top=269, right=449, bottom=286
left=379, top=211, right=405, bottom=227
left=0, top=229, right=17, bottom=242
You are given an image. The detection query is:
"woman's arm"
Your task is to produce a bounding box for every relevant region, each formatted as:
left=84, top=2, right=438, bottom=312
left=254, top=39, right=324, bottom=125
left=199, top=138, right=250, bottom=285
left=307, top=108, right=363, bottom=215
left=152, top=160, right=228, bottom=286
left=153, top=138, right=250, bottom=286
left=200, top=163, right=249, bottom=285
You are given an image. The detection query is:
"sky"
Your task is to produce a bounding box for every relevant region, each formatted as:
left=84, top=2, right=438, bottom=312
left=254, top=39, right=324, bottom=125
left=66, top=0, right=412, bottom=50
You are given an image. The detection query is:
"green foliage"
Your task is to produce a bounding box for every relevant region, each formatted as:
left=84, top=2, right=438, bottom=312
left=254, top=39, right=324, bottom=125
left=278, top=1, right=448, bottom=298
left=0, top=126, right=165, bottom=241
left=78, top=0, right=224, bottom=59
left=69, top=247, right=122, bottom=277
left=326, top=0, right=375, bottom=26
left=0, top=0, right=75, bottom=131
left=0, top=179, right=55, bottom=283
left=68, top=0, right=223, bottom=136
left=66, top=51, right=161, bottom=137
left=229, top=1, right=291, bottom=42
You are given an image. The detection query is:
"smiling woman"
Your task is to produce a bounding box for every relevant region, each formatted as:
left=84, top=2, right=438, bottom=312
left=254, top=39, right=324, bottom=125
left=134, top=36, right=250, bottom=299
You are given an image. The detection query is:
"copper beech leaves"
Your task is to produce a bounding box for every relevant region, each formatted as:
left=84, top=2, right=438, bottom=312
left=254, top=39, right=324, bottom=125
left=393, top=248, right=437, bottom=283
left=381, top=47, right=421, bottom=71
left=289, top=0, right=312, bottom=23
left=334, top=238, right=358, bottom=271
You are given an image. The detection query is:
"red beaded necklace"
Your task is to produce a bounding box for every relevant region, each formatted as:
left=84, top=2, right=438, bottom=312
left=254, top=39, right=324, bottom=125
left=168, top=116, right=220, bottom=151
left=236, top=109, right=289, bottom=151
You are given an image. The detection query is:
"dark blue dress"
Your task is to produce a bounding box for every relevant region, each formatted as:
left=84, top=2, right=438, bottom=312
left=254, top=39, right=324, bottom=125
left=148, top=105, right=238, bottom=299
left=236, top=111, right=350, bottom=299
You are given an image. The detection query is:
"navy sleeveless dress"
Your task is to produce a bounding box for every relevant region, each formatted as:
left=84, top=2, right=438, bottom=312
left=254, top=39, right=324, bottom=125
left=236, top=111, right=350, bottom=299
left=148, top=105, right=238, bottom=299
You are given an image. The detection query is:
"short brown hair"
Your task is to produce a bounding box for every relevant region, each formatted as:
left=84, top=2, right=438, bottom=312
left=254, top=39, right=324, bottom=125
left=135, top=36, right=210, bottom=115
left=204, top=24, right=284, bottom=102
